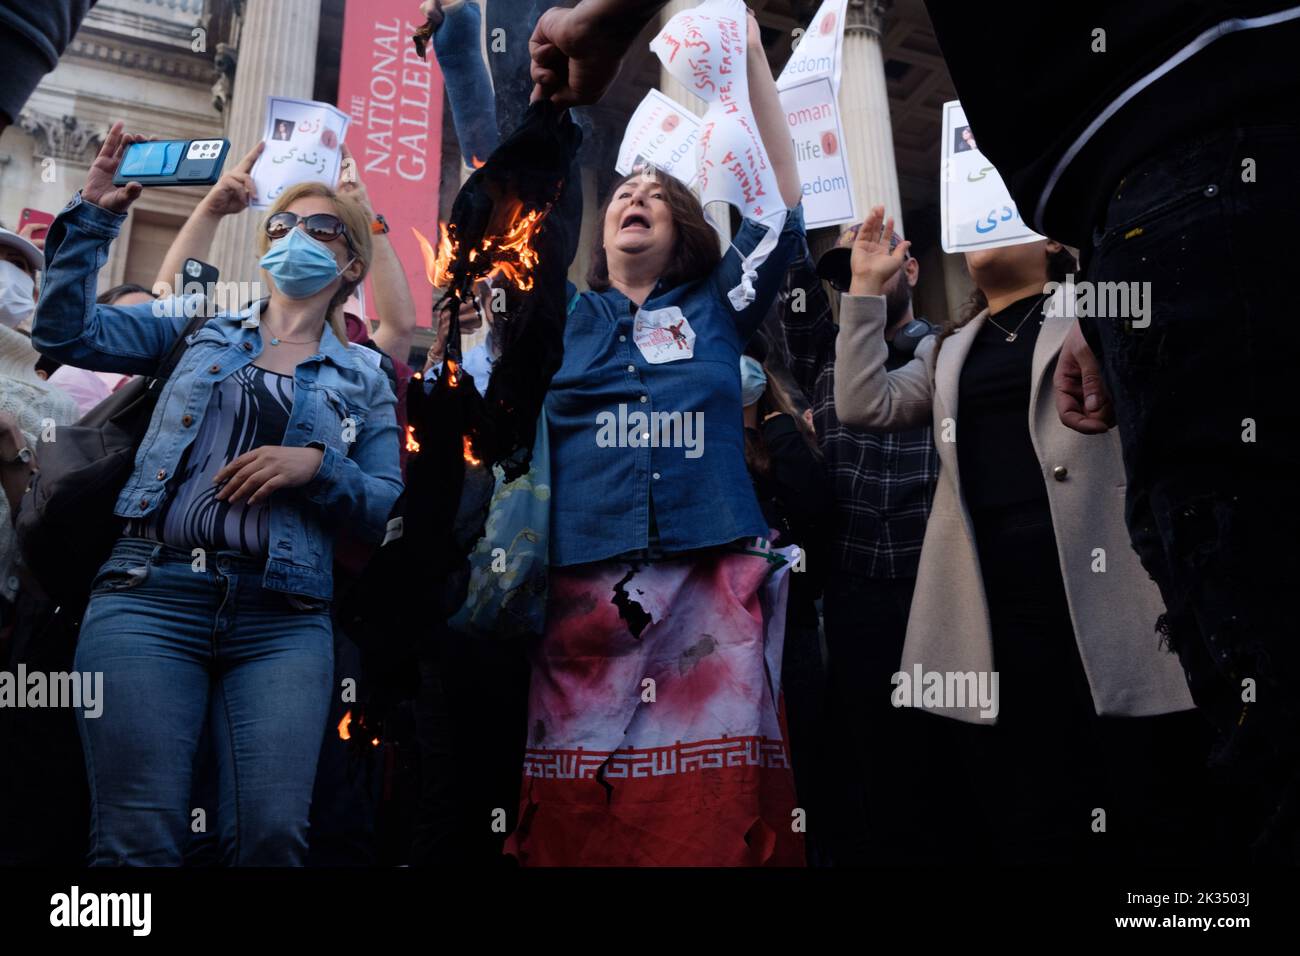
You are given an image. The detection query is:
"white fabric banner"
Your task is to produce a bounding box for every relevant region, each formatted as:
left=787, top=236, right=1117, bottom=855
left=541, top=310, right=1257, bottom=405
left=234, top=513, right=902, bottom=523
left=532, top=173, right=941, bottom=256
left=616, top=89, right=703, bottom=185
left=650, top=0, right=786, bottom=309
left=250, top=96, right=351, bottom=209
left=776, top=0, right=848, bottom=93
left=939, top=100, right=1044, bottom=253
left=779, top=76, right=855, bottom=228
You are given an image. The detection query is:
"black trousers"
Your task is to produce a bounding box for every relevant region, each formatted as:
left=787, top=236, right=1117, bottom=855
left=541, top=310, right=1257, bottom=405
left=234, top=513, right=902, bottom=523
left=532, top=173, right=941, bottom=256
left=1087, top=121, right=1300, bottom=859
left=822, top=569, right=954, bottom=864
left=956, top=502, right=1219, bottom=865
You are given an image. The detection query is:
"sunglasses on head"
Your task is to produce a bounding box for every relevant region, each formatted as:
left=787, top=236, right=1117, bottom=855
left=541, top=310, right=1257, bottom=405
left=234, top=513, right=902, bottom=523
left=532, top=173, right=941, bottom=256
left=265, top=211, right=356, bottom=253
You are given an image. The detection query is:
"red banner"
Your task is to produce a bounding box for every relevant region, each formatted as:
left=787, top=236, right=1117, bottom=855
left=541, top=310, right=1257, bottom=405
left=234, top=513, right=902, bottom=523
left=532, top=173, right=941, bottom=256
left=337, top=0, right=445, bottom=331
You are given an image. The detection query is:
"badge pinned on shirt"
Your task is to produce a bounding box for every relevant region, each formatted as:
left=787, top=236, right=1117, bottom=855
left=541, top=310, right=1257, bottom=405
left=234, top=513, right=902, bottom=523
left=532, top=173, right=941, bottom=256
left=633, top=306, right=695, bottom=364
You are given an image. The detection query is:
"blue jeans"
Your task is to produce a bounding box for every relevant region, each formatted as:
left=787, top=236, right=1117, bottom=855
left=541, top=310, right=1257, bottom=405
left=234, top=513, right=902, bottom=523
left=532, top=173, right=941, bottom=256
left=74, top=538, right=334, bottom=866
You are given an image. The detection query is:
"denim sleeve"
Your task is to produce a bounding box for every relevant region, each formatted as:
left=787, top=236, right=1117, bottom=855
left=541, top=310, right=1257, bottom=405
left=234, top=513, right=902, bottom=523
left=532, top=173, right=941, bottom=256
left=711, top=202, right=807, bottom=342
left=31, top=192, right=189, bottom=374
left=303, top=367, right=404, bottom=543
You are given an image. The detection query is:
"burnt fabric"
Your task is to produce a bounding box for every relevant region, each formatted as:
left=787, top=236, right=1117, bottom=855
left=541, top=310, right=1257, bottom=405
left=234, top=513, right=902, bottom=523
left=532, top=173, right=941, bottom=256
left=436, top=100, right=580, bottom=475
left=505, top=543, right=804, bottom=867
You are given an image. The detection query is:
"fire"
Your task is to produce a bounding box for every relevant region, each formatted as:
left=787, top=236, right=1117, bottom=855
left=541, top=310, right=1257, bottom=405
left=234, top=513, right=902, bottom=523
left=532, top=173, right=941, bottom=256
left=410, top=200, right=547, bottom=294
left=338, top=710, right=352, bottom=741
left=445, top=359, right=459, bottom=388
left=462, top=435, right=481, bottom=466
left=405, top=425, right=421, bottom=454
left=469, top=155, right=485, bottom=169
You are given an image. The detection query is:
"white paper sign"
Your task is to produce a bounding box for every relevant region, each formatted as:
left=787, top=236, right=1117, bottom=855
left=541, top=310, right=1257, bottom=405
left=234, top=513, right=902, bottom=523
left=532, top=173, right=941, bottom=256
left=650, top=0, right=782, bottom=226
left=780, top=77, right=855, bottom=229
left=777, top=0, right=847, bottom=93
left=634, top=306, right=696, bottom=363
left=250, top=96, right=352, bottom=209
left=616, top=89, right=703, bottom=185
left=939, top=100, right=1043, bottom=253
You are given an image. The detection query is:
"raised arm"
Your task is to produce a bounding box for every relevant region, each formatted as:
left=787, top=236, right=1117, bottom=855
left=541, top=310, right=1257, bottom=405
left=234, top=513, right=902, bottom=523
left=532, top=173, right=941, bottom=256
left=153, top=142, right=263, bottom=296
left=338, top=144, right=417, bottom=361
left=833, top=207, right=934, bottom=431
left=528, top=0, right=669, bottom=106
left=32, top=123, right=190, bottom=374
left=745, top=10, right=800, bottom=210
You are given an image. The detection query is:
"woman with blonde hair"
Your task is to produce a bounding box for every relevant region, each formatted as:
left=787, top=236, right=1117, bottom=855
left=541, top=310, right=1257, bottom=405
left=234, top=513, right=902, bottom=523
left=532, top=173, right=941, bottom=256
left=32, top=123, right=403, bottom=865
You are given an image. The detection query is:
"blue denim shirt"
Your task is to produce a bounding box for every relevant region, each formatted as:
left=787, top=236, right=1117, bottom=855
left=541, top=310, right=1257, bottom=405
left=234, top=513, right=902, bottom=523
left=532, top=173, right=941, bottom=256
left=546, top=204, right=806, bottom=567
left=32, top=192, right=403, bottom=600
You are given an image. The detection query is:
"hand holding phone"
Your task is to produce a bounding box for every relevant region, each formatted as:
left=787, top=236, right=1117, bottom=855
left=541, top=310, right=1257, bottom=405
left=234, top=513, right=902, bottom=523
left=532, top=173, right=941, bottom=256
left=113, top=137, right=230, bottom=188
left=18, top=208, right=54, bottom=244
left=82, top=122, right=148, bottom=214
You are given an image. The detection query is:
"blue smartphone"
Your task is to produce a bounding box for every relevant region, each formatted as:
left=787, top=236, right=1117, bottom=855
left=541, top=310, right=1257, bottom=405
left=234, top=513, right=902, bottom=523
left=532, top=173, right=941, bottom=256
left=112, top=139, right=231, bottom=187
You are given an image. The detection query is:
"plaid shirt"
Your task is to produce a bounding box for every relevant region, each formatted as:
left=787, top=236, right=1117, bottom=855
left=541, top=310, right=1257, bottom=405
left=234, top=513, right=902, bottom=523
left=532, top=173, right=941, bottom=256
left=777, top=246, right=938, bottom=579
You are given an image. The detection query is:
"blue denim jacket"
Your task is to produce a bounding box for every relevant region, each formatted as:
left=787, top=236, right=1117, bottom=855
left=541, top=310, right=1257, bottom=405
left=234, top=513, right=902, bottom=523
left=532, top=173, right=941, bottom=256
left=546, top=204, right=806, bottom=567
left=32, top=192, right=403, bottom=600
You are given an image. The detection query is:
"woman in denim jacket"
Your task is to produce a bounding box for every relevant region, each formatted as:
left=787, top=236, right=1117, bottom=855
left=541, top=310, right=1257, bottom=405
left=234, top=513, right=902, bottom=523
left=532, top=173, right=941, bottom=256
left=503, top=13, right=810, bottom=866
left=32, top=124, right=403, bottom=866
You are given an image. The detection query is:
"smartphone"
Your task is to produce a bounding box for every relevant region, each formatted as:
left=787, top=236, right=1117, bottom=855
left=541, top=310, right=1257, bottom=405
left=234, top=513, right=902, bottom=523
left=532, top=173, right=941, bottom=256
left=112, top=139, right=231, bottom=187
left=181, top=257, right=220, bottom=301
left=18, top=208, right=54, bottom=241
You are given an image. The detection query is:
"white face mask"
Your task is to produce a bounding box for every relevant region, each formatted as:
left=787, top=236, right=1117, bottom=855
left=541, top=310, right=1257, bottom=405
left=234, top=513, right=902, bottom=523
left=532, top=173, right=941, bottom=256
left=0, top=260, right=36, bottom=329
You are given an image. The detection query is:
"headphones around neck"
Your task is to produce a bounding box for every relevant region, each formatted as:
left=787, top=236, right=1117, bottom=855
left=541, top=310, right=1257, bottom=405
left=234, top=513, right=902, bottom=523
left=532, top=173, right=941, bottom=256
left=890, top=317, right=938, bottom=357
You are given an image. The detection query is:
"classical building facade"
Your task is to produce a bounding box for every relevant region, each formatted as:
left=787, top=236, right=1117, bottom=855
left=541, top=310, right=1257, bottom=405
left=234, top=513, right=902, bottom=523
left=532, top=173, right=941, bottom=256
left=0, top=0, right=971, bottom=361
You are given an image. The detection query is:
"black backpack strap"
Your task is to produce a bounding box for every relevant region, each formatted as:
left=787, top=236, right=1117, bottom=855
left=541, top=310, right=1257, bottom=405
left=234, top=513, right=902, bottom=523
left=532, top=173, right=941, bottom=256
left=148, top=312, right=215, bottom=392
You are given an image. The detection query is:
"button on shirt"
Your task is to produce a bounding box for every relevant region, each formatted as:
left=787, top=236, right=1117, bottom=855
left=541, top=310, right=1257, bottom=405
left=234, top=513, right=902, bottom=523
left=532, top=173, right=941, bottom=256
left=545, top=204, right=806, bottom=567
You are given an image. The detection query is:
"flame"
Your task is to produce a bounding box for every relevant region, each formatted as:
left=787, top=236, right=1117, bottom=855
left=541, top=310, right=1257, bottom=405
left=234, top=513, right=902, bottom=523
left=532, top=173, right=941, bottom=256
left=410, top=200, right=547, bottom=295
left=462, top=435, right=481, bottom=466
left=405, top=425, right=421, bottom=454
left=469, top=155, right=485, bottom=169
left=445, top=359, right=459, bottom=388
left=371, top=737, right=381, bottom=748
left=338, top=710, right=352, bottom=741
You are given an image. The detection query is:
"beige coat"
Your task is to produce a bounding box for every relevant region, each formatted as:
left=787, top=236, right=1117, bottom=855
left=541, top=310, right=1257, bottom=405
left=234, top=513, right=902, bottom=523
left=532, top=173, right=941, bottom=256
left=833, top=294, right=1192, bottom=723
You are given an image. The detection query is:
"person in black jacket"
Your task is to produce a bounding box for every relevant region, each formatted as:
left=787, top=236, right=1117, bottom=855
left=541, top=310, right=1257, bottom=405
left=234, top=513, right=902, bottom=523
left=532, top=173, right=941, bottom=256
left=0, top=0, right=96, bottom=132
left=741, top=333, right=832, bottom=865
left=918, top=0, right=1300, bottom=861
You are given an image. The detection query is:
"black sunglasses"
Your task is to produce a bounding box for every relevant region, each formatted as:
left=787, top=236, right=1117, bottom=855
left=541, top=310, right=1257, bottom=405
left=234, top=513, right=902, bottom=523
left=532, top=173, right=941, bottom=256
left=265, top=211, right=357, bottom=254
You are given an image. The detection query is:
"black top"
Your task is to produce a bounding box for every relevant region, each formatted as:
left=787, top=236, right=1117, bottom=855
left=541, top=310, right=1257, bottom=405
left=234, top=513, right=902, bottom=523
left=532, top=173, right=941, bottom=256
left=956, top=294, right=1049, bottom=515
left=748, top=413, right=832, bottom=625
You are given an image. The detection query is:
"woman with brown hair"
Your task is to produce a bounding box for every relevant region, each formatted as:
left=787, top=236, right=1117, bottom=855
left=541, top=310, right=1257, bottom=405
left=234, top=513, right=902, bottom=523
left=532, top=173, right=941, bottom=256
left=831, top=206, right=1211, bottom=863
left=503, top=12, right=809, bottom=866
left=32, top=124, right=403, bottom=865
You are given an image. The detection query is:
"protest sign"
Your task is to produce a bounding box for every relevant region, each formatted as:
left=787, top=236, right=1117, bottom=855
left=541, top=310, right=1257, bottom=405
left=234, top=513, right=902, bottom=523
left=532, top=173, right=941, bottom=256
left=651, top=0, right=787, bottom=309
left=780, top=76, right=855, bottom=228
left=777, top=0, right=848, bottom=92
left=616, top=89, right=703, bottom=185
left=939, top=100, right=1044, bottom=253
left=337, top=1, right=445, bottom=329
left=250, top=97, right=351, bottom=209
left=651, top=0, right=782, bottom=225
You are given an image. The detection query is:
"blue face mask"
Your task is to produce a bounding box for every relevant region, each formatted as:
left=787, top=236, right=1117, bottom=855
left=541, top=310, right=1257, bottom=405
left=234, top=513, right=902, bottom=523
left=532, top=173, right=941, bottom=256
left=740, top=355, right=767, bottom=407
left=259, top=227, right=353, bottom=299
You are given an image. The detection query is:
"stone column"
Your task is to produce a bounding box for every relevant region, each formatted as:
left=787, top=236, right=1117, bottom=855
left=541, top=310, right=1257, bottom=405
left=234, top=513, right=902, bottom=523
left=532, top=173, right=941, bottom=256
left=659, top=0, right=731, bottom=249
left=840, top=0, right=903, bottom=231
left=208, top=0, right=322, bottom=286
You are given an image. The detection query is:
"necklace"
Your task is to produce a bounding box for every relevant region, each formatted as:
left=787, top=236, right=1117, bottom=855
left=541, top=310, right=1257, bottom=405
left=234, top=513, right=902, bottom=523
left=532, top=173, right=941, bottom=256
left=986, top=293, right=1046, bottom=343
left=263, top=316, right=321, bottom=346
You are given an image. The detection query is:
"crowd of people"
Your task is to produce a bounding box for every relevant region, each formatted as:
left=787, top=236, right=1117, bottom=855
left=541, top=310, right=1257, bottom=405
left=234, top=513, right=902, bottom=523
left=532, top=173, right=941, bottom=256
left=0, top=0, right=1296, bottom=867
